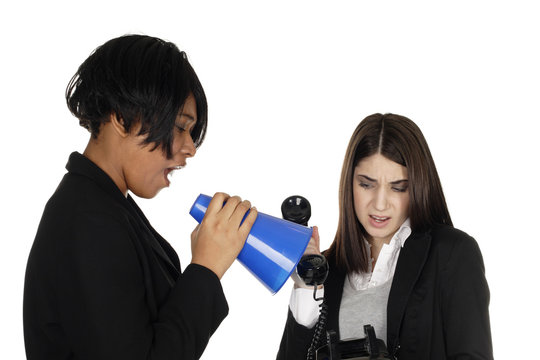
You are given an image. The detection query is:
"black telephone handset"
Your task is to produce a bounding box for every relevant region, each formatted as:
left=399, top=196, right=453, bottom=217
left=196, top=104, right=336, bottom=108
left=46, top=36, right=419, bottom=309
left=281, top=195, right=329, bottom=291
left=281, top=195, right=329, bottom=360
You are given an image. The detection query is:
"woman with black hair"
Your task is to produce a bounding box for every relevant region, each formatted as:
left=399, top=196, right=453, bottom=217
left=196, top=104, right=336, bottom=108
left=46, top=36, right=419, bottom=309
left=23, top=34, right=257, bottom=360
left=277, top=114, right=493, bottom=360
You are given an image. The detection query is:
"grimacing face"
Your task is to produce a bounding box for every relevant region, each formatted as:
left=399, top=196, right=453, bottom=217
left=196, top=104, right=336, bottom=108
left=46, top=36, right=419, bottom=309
left=352, top=153, right=410, bottom=245
left=121, top=95, right=198, bottom=198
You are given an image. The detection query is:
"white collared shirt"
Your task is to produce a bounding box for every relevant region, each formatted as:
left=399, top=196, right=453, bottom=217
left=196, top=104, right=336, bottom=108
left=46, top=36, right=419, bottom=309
left=348, top=218, right=411, bottom=290
left=289, top=219, right=412, bottom=328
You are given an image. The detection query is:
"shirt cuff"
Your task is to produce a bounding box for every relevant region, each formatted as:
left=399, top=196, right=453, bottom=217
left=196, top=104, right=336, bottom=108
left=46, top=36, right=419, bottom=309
left=288, top=285, right=324, bottom=328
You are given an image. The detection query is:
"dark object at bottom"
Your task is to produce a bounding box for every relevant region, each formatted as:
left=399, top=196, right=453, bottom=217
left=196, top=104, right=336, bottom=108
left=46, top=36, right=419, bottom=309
left=315, top=325, right=391, bottom=360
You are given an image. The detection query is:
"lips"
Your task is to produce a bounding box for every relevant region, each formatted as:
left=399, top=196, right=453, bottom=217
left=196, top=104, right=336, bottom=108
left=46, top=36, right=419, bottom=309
left=368, top=215, right=391, bottom=228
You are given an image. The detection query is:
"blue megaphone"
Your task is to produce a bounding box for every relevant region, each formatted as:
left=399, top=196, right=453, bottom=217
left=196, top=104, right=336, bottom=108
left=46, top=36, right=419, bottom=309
left=189, top=194, right=312, bottom=294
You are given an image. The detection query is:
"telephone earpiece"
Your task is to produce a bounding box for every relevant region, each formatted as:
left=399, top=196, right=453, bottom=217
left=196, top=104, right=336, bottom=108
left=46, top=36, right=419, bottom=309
left=297, top=254, right=329, bottom=286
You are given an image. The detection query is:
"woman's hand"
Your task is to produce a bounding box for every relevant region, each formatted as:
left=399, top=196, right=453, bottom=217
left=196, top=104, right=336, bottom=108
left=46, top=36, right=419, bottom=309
left=304, top=226, right=321, bottom=256
left=190, top=192, right=258, bottom=279
left=291, top=226, right=323, bottom=288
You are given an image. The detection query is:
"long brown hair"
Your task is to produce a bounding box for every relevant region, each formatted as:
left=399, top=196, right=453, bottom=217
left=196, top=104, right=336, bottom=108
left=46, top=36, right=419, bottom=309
left=325, top=113, right=452, bottom=274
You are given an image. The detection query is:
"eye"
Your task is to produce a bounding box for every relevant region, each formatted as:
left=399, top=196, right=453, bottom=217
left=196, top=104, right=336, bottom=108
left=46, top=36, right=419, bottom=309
left=175, top=124, right=187, bottom=133
left=392, top=186, right=408, bottom=193
left=359, top=182, right=373, bottom=189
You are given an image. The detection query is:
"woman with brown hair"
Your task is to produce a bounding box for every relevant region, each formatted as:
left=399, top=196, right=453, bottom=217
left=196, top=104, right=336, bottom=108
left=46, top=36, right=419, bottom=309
left=277, top=113, right=493, bottom=359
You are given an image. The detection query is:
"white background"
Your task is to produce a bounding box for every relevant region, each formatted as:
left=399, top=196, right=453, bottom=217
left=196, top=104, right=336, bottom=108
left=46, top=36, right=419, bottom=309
left=1, top=1, right=539, bottom=358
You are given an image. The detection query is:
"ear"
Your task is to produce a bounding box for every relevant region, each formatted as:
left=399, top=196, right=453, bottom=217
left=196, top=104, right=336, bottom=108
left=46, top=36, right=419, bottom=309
left=109, top=113, right=129, bottom=138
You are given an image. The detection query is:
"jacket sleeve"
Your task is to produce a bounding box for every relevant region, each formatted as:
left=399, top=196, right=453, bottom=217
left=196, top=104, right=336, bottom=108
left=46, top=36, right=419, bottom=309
left=440, top=234, right=493, bottom=360
left=56, top=212, right=228, bottom=360
left=276, top=308, right=316, bottom=360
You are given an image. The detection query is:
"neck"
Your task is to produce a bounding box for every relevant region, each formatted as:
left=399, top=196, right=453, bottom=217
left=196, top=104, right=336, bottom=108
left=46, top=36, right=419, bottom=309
left=369, top=240, right=383, bottom=267
left=83, top=137, right=128, bottom=197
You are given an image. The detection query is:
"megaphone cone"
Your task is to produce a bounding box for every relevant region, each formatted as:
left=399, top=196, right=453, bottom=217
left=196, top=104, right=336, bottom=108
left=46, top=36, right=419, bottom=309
left=189, top=194, right=312, bottom=294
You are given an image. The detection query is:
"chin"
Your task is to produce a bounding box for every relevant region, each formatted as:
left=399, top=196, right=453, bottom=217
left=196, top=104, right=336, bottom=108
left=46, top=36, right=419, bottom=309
left=132, top=187, right=163, bottom=199
left=364, top=223, right=400, bottom=242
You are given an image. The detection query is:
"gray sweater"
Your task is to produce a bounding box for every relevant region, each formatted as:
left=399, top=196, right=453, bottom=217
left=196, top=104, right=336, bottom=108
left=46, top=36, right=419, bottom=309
left=338, top=277, right=393, bottom=344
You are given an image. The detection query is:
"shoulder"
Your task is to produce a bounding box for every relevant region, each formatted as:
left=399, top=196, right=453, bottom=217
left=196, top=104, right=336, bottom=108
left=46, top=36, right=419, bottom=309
left=46, top=172, right=129, bottom=223
left=428, top=225, right=485, bottom=269
left=35, top=173, right=134, bottom=251
left=430, top=224, right=473, bottom=242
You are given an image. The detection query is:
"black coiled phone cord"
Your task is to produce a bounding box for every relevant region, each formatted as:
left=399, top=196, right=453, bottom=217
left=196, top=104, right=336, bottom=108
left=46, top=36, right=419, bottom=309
left=306, top=285, right=328, bottom=360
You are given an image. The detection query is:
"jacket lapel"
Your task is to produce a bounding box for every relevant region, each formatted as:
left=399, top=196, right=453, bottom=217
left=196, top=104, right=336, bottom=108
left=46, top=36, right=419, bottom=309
left=324, top=258, right=346, bottom=338
left=126, top=196, right=180, bottom=279
left=386, top=230, right=431, bottom=353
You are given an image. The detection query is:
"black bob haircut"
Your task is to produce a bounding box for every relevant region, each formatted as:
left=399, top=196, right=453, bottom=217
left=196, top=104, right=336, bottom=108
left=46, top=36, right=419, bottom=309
left=66, top=34, right=207, bottom=158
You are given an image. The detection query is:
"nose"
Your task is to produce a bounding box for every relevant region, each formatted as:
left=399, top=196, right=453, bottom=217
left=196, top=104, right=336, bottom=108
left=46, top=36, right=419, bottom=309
left=373, top=186, right=388, bottom=211
left=181, top=132, right=197, bottom=158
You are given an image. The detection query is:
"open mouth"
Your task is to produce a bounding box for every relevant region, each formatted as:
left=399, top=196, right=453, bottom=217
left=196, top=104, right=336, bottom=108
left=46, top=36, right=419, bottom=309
left=370, top=215, right=390, bottom=223
left=165, top=165, right=184, bottom=183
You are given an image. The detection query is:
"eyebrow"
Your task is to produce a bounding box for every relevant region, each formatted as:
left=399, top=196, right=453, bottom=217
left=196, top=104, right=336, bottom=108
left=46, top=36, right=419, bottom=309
left=178, top=113, right=196, bottom=122
left=357, top=174, right=408, bottom=185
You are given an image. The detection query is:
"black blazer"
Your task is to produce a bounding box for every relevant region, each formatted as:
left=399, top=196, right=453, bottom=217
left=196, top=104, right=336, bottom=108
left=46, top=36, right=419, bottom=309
left=23, top=152, right=228, bottom=360
left=277, top=226, right=493, bottom=360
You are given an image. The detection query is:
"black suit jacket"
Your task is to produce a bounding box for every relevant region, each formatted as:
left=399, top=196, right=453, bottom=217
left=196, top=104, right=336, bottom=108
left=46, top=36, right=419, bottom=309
left=277, top=226, right=493, bottom=360
left=24, top=152, right=228, bottom=360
